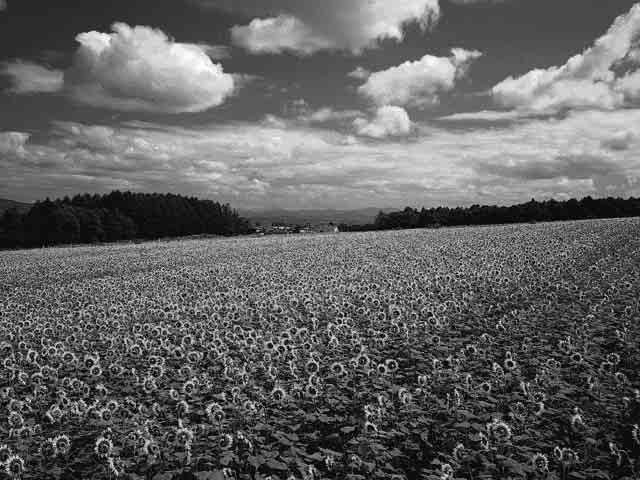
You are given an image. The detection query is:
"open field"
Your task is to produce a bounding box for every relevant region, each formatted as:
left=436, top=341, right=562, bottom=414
left=1, top=219, right=639, bottom=480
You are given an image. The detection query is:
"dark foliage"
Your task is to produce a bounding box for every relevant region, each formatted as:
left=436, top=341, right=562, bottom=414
left=339, top=196, right=640, bottom=232
left=0, top=191, right=250, bottom=249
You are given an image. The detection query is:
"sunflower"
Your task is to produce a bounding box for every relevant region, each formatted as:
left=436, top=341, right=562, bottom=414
left=143, top=439, right=161, bottom=457
left=305, top=359, right=320, bottom=375
left=206, top=403, right=225, bottom=423
left=0, top=445, right=12, bottom=463
left=219, top=433, right=233, bottom=449
left=142, top=377, right=157, bottom=394
left=632, top=424, right=640, bottom=446
left=100, top=408, right=113, bottom=422
left=53, top=434, right=71, bottom=456
left=531, top=453, right=548, bottom=473
left=488, top=419, right=512, bottom=443
left=94, top=436, right=113, bottom=459
left=478, top=382, right=492, bottom=395
left=561, top=448, right=579, bottom=465
left=304, top=383, right=319, bottom=399
left=176, top=427, right=194, bottom=445
left=39, top=438, right=57, bottom=460
left=176, top=400, right=190, bottom=417
left=4, top=455, right=25, bottom=478
left=452, top=443, right=470, bottom=463
left=440, top=463, right=454, bottom=480
left=504, top=358, right=517, bottom=371
left=8, top=411, right=24, bottom=430
left=330, top=362, right=345, bottom=376
left=182, top=379, right=197, bottom=396
left=271, top=386, right=286, bottom=403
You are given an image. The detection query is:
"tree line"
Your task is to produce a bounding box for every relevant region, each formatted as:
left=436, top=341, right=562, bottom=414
left=340, top=196, right=640, bottom=232
left=0, top=191, right=250, bottom=249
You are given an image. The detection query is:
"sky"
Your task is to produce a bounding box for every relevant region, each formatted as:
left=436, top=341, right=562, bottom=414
left=1, top=0, right=640, bottom=210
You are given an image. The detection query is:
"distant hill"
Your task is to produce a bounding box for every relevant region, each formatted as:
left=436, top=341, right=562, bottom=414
left=0, top=198, right=31, bottom=215
left=242, top=207, right=396, bottom=227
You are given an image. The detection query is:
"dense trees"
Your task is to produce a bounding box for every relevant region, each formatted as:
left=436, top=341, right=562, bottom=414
left=340, top=196, right=640, bottom=232
left=0, top=191, right=250, bottom=249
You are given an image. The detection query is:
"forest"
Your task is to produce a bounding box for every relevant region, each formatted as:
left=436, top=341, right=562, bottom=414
left=0, top=191, right=250, bottom=249
left=3, top=193, right=640, bottom=249
left=340, top=196, right=640, bottom=232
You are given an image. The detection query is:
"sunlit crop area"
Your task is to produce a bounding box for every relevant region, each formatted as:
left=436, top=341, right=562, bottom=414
left=1, top=219, right=639, bottom=480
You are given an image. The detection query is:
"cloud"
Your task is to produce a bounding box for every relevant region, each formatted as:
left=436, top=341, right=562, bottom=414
left=348, top=66, right=371, bottom=80
left=0, top=132, right=29, bottom=155
left=281, top=100, right=363, bottom=125
left=358, top=48, right=482, bottom=107
left=474, top=154, right=623, bottom=181
left=1, top=61, right=64, bottom=94
left=601, top=131, right=635, bottom=151
left=217, top=0, right=440, bottom=55
left=4, top=109, right=640, bottom=208
left=3, top=24, right=236, bottom=113
left=195, top=43, right=232, bottom=60
left=491, top=4, right=640, bottom=114
left=47, top=23, right=234, bottom=113
left=354, top=106, right=413, bottom=138
left=231, top=15, right=335, bottom=55
left=0, top=0, right=6, bottom=12
left=437, top=110, right=527, bottom=122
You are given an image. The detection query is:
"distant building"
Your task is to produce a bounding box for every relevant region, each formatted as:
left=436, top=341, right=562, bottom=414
left=316, top=223, right=339, bottom=233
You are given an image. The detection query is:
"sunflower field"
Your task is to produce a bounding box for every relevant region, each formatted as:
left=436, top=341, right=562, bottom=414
left=0, top=218, right=639, bottom=480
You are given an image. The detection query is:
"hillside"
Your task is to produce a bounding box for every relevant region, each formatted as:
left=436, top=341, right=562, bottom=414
left=0, top=198, right=31, bottom=215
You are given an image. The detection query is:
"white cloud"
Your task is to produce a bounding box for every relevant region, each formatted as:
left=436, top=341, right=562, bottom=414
left=4, top=109, right=640, bottom=208
left=358, top=48, right=482, bottom=107
left=231, top=15, right=335, bottom=55
left=437, top=110, right=526, bottom=122
left=616, top=69, right=640, bottom=100
left=492, top=4, right=640, bottom=114
left=64, top=22, right=235, bottom=113
left=354, top=106, right=413, bottom=138
left=1, top=61, right=64, bottom=94
left=222, top=0, right=440, bottom=55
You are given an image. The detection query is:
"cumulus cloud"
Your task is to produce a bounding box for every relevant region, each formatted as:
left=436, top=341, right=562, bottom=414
left=491, top=4, right=640, bottom=114
left=231, top=15, right=335, bottom=55
left=358, top=48, right=482, bottom=107
left=3, top=24, right=236, bottom=113
left=354, top=106, right=413, bottom=138
left=219, top=0, right=440, bottom=55
left=61, top=23, right=235, bottom=113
